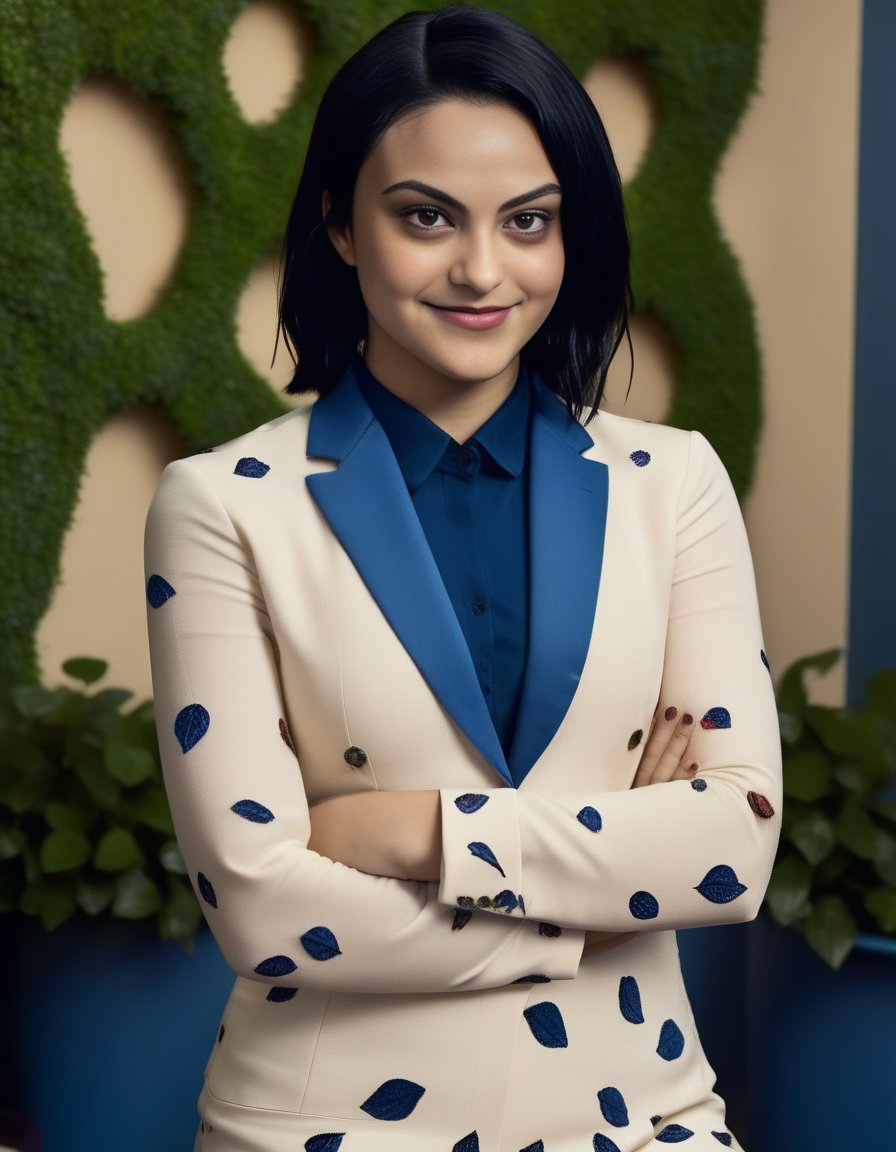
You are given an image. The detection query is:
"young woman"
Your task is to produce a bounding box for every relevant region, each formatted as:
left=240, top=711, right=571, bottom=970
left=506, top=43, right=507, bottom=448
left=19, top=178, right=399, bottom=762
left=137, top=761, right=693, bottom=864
left=145, top=7, right=781, bottom=1150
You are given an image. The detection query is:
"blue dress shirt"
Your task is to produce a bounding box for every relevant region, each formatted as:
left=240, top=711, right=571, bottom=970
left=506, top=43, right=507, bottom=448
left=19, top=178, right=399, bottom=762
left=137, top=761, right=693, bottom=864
left=355, top=360, right=530, bottom=766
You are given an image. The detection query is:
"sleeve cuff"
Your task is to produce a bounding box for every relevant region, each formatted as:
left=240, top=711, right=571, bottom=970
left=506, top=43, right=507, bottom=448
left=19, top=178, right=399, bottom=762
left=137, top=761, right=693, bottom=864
left=438, top=788, right=525, bottom=917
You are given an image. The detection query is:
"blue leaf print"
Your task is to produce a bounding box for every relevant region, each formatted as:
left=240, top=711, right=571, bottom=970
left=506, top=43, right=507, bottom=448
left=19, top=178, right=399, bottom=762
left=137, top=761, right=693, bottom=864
left=512, top=974, right=550, bottom=984
left=254, top=955, right=297, bottom=977
left=467, top=841, right=506, bottom=876
left=760, top=649, right=771, bottom=673
left=618, top=975, right=644, bottom=1024
left=267, top=987, right=297, bottom=1003
left=695, top=865, right=747, bottom=904
left=656, top=1124, right=695, bottom=1142
left=300, top=926, right=342, bottom=961
left=538, top=922, right=561, bottom=938
left=234, top=456, right=270, bottom=478
left=360, top=1078, right=425, bottom=1121
left=523, top=1001, right=569, bottom=1048
left=146, top=574, right=175, bottom=608
left=712, top=1134, right=733, bottom=1147
left=629, top=450, right=651, bottom=467
left=174, top=704, right=210, bottom=753
left=691, top=778, right=708, bottom=792
left=577, top=806, right=603, bottom=832
left=650, top=1116, right=663, bottom=1126
left=494, top=889, right=518, bottom=913
left=518, top=893, right=526, bottom=915
left=520, top=1143, right=545, bottom=1152
left=452, top=909, right=473, bottom=931
left=593, top=1137, right=621, bottom=1152
left=197, top=872, right=217, bottom=909
left=231, top=799, right=275, bottom=824
left=452, top=1133, right=480, bottom=1152
left=455, top=793, right=489, bottom=814
left=700, top=707, right=731, bottom=730
left=657, top=1018, right=685, bottom=1060
left=629, top=891, right=659, bottom=920
left=217, top=1025, right=225, bottom=1043
left=597, top=1087, right=629, bottom=1128
left=304, top=1136, right=345, bottom=1152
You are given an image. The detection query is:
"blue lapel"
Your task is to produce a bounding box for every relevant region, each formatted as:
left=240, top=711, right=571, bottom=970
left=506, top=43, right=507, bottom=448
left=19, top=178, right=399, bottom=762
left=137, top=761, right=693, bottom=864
left=305, top=369, right=512, bottom=784
left=508, top=386, right=609, bottom=784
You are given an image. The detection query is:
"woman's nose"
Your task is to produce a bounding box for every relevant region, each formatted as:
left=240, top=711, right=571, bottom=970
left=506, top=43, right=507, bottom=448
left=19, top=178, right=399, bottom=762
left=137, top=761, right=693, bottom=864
left=448, top=229, right=503, bottom=294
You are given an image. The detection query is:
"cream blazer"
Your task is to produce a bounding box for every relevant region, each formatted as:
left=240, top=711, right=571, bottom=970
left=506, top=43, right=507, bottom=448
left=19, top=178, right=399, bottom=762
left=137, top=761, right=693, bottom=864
left=145, top=369, right=781, bottom=1152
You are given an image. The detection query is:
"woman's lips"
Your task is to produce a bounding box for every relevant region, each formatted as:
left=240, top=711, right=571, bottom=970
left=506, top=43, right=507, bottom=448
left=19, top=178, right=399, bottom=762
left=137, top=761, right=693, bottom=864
left=427, top=304, right=515, bottom=330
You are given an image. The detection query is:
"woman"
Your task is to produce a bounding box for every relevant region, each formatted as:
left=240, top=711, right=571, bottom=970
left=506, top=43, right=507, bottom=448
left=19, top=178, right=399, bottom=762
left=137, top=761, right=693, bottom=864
left=145, top=7, right=781, bottom=1150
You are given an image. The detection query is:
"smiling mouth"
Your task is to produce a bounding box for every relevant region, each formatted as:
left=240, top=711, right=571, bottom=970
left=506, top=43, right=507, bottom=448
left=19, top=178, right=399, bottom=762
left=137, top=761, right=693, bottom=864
left=426, top=303, right=517, bottom=330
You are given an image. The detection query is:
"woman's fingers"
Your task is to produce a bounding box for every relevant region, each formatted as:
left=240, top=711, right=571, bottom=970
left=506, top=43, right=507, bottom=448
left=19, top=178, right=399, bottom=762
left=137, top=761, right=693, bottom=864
left=631, top=706, right=697, bottom=787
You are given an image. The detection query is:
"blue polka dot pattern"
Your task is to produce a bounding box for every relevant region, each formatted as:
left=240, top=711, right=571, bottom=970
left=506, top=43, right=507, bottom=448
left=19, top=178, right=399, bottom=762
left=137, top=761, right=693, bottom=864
left=656, top=1124, right=695, bottom=1142
left=174, top=704, right=210, bottom=753
left=254, top=955, right=297, bottom=977
left=467, top=841, right=505, bottom=876
left=700, top=707, right=731, bottom=730
left=197, top=872, right=217, bottom=909
left=494, top=889, right=518, bottom=913
left=691, top=778, right=708, bottom=792
left=712, top=1134, right=733, bottom=1147
left=597, top=1086, right=629, bottom=1128
left=304, top=1135, right=344, bottom=1152
left=300, top=926, right=342, bottom=961
left=231, top=799, right=274, bottom=823
left=452, top=1132, right=480, bottom=1152
left=452, top=909, right=473, bottom=931
left=593, top=1136, right=622, bottom=1152
left=657, top=1018, right=685, bottom=1060
left=630, top=450, right=651, bottom=467
left=629, top=891, right=659, bottom=920
left=523, top=1001, right=569, bottom=1048
left=695, top=864, right=747, bottom=904
left=618, top=975, right=644, bottom=1024
left=577, top=806, right=603, bottom=832
left=234, top=456, right=270, bottom=478
left=267, top=987, right=297, bottom=1003
left=146, top=574, right=176, bottom=608
left=455, top=793, right=489, bottom=813
left=359, top=1078, right=426, bottom=1121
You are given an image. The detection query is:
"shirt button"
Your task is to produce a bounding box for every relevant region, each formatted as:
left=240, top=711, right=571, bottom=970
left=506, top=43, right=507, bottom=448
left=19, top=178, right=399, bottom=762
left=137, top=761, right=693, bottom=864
left=458, top=451, right=472, bottom=468
left=472, top=600, right=485, bottom=616
left=344, top=746, right=368, bottom=769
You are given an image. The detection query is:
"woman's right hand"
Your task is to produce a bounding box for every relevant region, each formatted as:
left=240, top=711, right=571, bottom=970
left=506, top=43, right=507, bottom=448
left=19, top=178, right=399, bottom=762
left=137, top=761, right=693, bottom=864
left=630, top=705, right=698, bottom=788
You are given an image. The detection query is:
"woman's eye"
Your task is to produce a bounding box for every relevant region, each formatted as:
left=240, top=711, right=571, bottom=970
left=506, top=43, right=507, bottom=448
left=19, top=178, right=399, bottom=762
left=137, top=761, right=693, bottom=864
left=507, top=212, right=548, bottom=234
left=404, top=207, right=449, bottom=229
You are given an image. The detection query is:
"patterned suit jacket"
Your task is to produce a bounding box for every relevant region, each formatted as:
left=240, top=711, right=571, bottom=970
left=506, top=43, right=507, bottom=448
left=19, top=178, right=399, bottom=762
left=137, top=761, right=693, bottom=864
left=145, top=368, right=781, bottom=1152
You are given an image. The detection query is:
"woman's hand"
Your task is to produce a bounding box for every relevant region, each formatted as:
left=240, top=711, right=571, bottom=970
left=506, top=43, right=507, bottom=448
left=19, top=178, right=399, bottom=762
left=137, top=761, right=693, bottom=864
left=630, top=705, right=698, bottom=788
left=308, top=790, right=442, bottom=882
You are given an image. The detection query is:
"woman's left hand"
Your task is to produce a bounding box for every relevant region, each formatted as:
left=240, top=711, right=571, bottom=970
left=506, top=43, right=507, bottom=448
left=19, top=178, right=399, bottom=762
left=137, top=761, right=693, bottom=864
left=308, top=790, right=442, bottom=881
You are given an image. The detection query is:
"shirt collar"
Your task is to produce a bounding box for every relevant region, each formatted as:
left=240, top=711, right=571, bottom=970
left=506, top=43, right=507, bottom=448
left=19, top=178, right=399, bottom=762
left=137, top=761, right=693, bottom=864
left=353, top=359, right=531, bottom=491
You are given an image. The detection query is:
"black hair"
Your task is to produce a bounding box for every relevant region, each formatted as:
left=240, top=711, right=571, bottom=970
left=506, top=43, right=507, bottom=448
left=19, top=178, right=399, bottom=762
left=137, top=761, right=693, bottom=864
left=278, top=4, right=630, bottom=420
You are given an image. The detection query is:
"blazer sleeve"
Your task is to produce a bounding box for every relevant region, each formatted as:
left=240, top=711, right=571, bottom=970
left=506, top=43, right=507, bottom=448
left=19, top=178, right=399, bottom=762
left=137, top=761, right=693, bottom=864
left=437, top=431, right=782, bottom=933
left=145, top=457, right=583, bottom=994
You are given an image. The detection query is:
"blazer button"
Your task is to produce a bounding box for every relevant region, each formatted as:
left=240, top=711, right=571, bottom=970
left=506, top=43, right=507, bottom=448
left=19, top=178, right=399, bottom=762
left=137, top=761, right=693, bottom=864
left=476, top=896, right=492, bottom=909
left=344, top=746, right=368, bottom=769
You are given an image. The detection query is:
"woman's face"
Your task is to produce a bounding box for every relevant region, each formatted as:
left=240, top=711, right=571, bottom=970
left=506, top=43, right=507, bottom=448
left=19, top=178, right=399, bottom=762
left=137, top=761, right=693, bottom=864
left=328, top=98, right=564, bottom=404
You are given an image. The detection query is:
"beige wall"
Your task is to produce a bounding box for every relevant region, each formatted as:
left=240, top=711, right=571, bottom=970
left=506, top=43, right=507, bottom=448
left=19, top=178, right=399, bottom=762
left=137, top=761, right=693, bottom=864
left=38, top=0, right=861, bottom=706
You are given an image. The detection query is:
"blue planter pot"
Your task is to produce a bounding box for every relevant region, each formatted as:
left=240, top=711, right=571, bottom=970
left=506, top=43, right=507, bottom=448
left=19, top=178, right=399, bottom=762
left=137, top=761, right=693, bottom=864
left=745, top=915, right=896, bottom=1151
left=6, top=916, right=233, bottom=1152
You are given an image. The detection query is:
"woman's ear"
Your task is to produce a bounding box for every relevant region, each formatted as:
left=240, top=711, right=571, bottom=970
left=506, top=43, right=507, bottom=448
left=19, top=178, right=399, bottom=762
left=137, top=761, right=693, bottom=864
left=322, top=190, right=356, bottom=266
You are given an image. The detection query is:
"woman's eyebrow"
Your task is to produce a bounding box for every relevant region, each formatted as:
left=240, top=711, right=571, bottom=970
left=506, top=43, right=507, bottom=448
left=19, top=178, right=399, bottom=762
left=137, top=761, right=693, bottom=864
left=381, top=180, right=561, bottom=212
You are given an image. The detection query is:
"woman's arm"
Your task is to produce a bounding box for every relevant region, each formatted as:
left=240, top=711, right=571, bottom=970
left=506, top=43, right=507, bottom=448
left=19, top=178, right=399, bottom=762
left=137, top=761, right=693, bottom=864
left=145, top=457, right=583, bottom=996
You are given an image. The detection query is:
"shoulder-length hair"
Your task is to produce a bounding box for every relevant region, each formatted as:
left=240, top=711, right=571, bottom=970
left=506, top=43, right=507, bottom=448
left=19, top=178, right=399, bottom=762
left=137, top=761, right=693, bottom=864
left=278, top=4, right=630, bottom=420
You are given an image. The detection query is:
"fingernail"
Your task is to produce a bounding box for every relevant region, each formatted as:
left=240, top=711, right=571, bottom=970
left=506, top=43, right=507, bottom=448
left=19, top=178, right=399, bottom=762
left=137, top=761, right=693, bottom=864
left=682, top=713, right=693, bottom=726
left=664, top=706, right=678, bottom=722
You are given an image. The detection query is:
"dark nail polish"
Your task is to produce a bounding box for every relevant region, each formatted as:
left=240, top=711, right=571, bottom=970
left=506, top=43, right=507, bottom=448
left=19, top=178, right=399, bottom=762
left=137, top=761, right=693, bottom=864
left=664, top=706, right=678, bottom=722
left=682, top=713, right=693, bottom=726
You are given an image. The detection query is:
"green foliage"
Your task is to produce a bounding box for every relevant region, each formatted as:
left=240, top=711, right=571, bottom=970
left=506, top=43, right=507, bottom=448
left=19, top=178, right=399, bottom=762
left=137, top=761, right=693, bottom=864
left=766, top=651, right=896, bottom=969
left=0, top=0, right=764, bottom=688
left=0, top=659, right=202, bottom=949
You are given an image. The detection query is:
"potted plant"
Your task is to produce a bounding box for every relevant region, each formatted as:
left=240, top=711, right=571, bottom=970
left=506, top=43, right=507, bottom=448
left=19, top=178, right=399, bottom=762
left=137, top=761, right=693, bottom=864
left=0, top=659, right=233, bottom=1152
left=745, top=650, right=896, bottom=1152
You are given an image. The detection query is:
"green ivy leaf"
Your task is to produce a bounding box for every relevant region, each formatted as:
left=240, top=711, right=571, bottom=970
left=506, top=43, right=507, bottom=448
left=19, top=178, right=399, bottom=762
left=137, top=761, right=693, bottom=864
left=159, top=839, right=187, bottom=875
left=864, top=887, right=896, bottom=934
left=806, top=707, right=882, bottom=766
left=765, top=854, right=812, bottom=925
left=93, top=827, right=142, bottom=872
left=157, top=877, right=202, bottom=950
left=789, top=810, right=836, bottom=866
left=776, top=649, right=840, bottom=717
left=0, top=748, right=55, bottom=813
left=872, top=829, right=896, bottom=887
left=45, top=801, right=95, bottom=832
left=20, top=879, right=78, bottom=930
left=81, top=690, right=134, bottom=734
left=74, top=759, right=121, bottom=809
left=814, top=847, right=852, bottom=888
left=112, top=868, right=162, bottom=919
left=39, top=827, right=92, bottom=873
left=62, top=657, right=108, bottom=685
left=834, top=799, right=877, bottom=860
left=76, top=877, right=114, bottom=916
left=105, top=744, right=156, bottom=787
left=12, top=685, right=70, bottom=718
left=122, top=786, right=174, bottom=835
left=802, top=893, right=857, bottom=969
left=0, top=825, right=25, bottom=860
left=782, top=749, right=832, bottom=802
